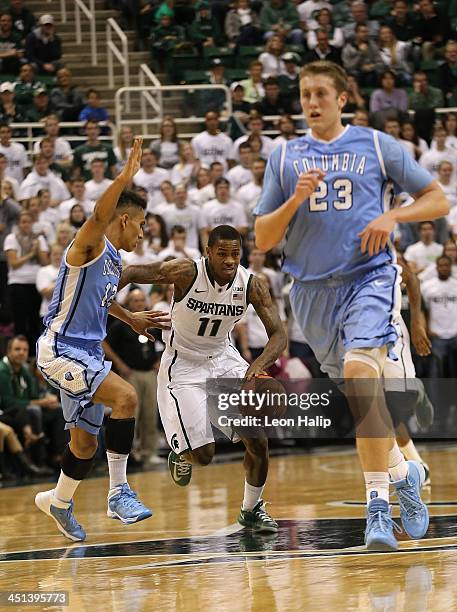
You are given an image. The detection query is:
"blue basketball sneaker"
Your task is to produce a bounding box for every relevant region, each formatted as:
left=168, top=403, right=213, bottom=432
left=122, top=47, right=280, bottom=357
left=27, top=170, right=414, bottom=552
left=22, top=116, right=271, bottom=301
left=391, top=460, right=429, bottom=539
left=107, top=483, right=152, bottom=524
left=365, top=498, right=401, bottom=551
left=35, top=489, right=86, bottom=542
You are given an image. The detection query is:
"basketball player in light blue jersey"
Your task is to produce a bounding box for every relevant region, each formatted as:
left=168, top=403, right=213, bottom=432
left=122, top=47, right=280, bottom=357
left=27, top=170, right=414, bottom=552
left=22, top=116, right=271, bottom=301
left=254, top=61, right=450, bottom=551
left=35, top=139, right=170, bottom=541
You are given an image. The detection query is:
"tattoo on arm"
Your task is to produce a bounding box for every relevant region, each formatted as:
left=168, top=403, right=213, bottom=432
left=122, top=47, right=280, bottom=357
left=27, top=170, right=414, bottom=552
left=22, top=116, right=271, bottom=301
left=249, top=275, right=287, bottom=367
left=119, top=258, right=196, bottom=293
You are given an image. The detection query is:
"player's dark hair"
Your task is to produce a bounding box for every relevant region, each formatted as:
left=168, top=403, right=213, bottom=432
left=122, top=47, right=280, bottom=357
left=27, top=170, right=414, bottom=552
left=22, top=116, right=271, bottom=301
left=208, top=225, right=241, bottom=247
left=300, top=60, right=348, bottom=94
left=116, top=189, right=147, bottom=212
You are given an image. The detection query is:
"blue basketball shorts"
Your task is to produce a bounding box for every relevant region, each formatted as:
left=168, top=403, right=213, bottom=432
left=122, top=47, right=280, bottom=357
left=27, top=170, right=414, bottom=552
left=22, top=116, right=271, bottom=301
left=289, top=264, right=401, bottom=379
left=36, top=329, right=111, bottom=435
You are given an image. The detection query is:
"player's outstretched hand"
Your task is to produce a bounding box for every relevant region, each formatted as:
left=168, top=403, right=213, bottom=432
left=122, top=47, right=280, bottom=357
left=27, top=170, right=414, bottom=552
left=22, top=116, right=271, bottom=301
left=293, top=168, right=325, bottom=203
left=129, top=310, right=171, bottom=341
left=120, top=136, right=143, bottom=182
left=411, top=321, right=432, bottom=357
left=358, top=212, right=396, bottom=256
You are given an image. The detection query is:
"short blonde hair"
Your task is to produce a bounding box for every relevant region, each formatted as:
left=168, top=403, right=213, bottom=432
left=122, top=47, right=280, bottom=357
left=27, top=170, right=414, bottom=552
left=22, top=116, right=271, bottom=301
left=300, top=61, right=349, bottom=95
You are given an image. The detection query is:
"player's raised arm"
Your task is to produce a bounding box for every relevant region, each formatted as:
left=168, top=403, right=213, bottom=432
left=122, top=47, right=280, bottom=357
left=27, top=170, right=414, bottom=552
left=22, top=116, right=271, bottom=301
left=67, top=137, right=143, bottom=266
left=245, top=275, right=288, bottom=380
left=255, top=168, right=325, bottom=252
left=119, top=257, right=196, bottom=292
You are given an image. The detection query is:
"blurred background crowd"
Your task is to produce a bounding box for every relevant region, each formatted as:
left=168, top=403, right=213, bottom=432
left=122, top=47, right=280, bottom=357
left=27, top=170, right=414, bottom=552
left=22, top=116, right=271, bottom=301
left=1, top=0, right=457, bottom=483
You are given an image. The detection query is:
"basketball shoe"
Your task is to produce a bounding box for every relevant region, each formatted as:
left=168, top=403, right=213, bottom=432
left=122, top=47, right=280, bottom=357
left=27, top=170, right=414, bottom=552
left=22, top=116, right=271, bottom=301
left=107, top=483, right=152, bottom=523
left=365, top=498, right=401, bottom=551
left=35, top=489, right=86, bottom=542
left=391, top=460, right=429, bottom=539
left=238, top=500, right=278, bottom=533
left=168, top=450, right=192, bottom=486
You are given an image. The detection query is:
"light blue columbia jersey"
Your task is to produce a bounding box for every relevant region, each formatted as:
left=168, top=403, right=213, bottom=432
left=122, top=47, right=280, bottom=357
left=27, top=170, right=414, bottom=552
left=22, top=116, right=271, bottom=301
left=44, top=237, right=122, bottom=341
left=254, top=125, right=434, bottom=281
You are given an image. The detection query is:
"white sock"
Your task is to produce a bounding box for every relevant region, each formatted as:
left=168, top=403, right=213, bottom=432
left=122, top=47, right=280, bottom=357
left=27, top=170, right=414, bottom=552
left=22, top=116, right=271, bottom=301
left=364, top=471, right=390, bottom=504
left=399, top=440, right=423, bottom=464
left=388, top=441, right=409, bottom=481
left=107, top=452, right=128, bottom=490
left=242, top=481, right=264, bottom=511
left=52, top=471, right=81, bottom=506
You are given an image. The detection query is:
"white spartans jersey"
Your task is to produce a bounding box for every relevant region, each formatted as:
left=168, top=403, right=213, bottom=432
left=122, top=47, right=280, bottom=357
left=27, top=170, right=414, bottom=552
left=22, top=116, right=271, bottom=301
left=166, top=257, right=253, bottom=358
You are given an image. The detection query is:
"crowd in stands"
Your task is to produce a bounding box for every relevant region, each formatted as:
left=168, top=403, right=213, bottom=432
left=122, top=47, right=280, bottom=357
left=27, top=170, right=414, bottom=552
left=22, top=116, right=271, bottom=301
left=2, top=0, right=457, bottom=482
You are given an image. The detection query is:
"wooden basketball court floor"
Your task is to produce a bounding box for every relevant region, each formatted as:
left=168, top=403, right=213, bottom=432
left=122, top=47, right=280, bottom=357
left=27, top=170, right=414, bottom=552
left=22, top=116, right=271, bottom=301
left=1, top=445, right=457, bottom=611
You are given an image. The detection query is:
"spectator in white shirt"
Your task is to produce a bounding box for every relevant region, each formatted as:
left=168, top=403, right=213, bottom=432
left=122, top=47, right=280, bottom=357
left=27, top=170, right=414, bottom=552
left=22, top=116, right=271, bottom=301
left=298, top=0, right=332, bottom=24
left=36, top=243, right=64, bottom=319
left=155, top=180, right=176, bottom=214
left=133, top=149, right=170, bottom=212
left=273, top=115, right=298, bottom=148
left=84, top=158, right=114, bottom=203
left=158, top=225, right=201, bottom=261
left=258, top=34, right=286, bottom=78
left=236, top=157, right=265, bottom=222
left=421, top=255, right=457, bottom=377
left=18, top=154, right=70, bottom=204
left=188, top=167, right=214, bottom=207
left=383, top=118, right=415, bottom=158
left=116, top=238, right=160, bottom=303
left=58, top=178, right=94, bottom=221
left=159, top=184, right=201, bottom=250
left=190, top=162, right=225, bottom=207
left=4, top=211, right=49, bottom=352
left=419, top=239, right=457, bottom=283
left=23, top=196, right=55, bottom=245
left=0, top=122, right=30, bottom=182
left=0, top=152, right=19, bottom=199
left=230, top=113, right=275, bottom=163
left=170, top=142, right=201, bottom=187
left=32, top=114, right=73, bottom=167
left=404, top=221, right=443, bottom=274
left=226, top=142, right=253, bottom=192
left=199, top=177, right=247, bottom=248
left=113, top=125, right=134, bottom=174
left=436, top=160, right=457, bottom=210
left=37, top=188, right=60, bottom=229
left=420, top=126, right=457, bottom=181
left=191, top=111, right=233, bottom=172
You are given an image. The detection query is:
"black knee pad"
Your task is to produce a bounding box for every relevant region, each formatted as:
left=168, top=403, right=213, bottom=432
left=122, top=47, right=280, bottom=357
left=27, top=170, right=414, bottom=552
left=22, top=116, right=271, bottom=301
left=105, top=417, right=135, bottom=455
left=61, top=445, right=95, bottom=481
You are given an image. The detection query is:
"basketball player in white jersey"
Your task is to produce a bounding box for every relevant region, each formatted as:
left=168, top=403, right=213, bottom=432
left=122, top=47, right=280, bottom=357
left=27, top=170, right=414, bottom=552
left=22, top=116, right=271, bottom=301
left=385, top=253, right=433, bottom=484
left=119, top=225, right=287, bottom=531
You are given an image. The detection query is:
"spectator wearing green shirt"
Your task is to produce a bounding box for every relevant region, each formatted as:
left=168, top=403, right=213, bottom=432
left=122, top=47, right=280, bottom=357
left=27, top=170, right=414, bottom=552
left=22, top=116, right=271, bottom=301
left=259, top=0, right=304, bottom=45
left=0, top=335, right=58, bottom=474
left=187, top=1, right=225, bottom=51
left=13, top=62, right=45, bottom=109
left=72, top=120, right=117, bottom=181
left=24, top=88, right=54, bottom=121
left=150, top=13, right=186, bottom=72
left=408, top=71, right=444, bottom=110
left=0, top=11, right=24, bottom=74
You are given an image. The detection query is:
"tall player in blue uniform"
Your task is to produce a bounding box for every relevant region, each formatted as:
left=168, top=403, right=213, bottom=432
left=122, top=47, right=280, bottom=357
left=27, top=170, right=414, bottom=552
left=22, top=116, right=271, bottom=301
left=35, top=139, right=169, bottom=541
left=254, top=61, right=450, bottom=551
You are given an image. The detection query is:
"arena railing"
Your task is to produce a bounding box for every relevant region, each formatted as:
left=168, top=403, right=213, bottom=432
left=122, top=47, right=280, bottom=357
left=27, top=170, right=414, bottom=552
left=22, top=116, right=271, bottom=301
left=107, top=18, right=130, bottom=112
left=114, top=85, right=232, bottom=138
left=59, top=0, right=98, bottom=66
left=138, top=64, right=163, bottom=134
left=8, top=121, right=116, bottom=155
